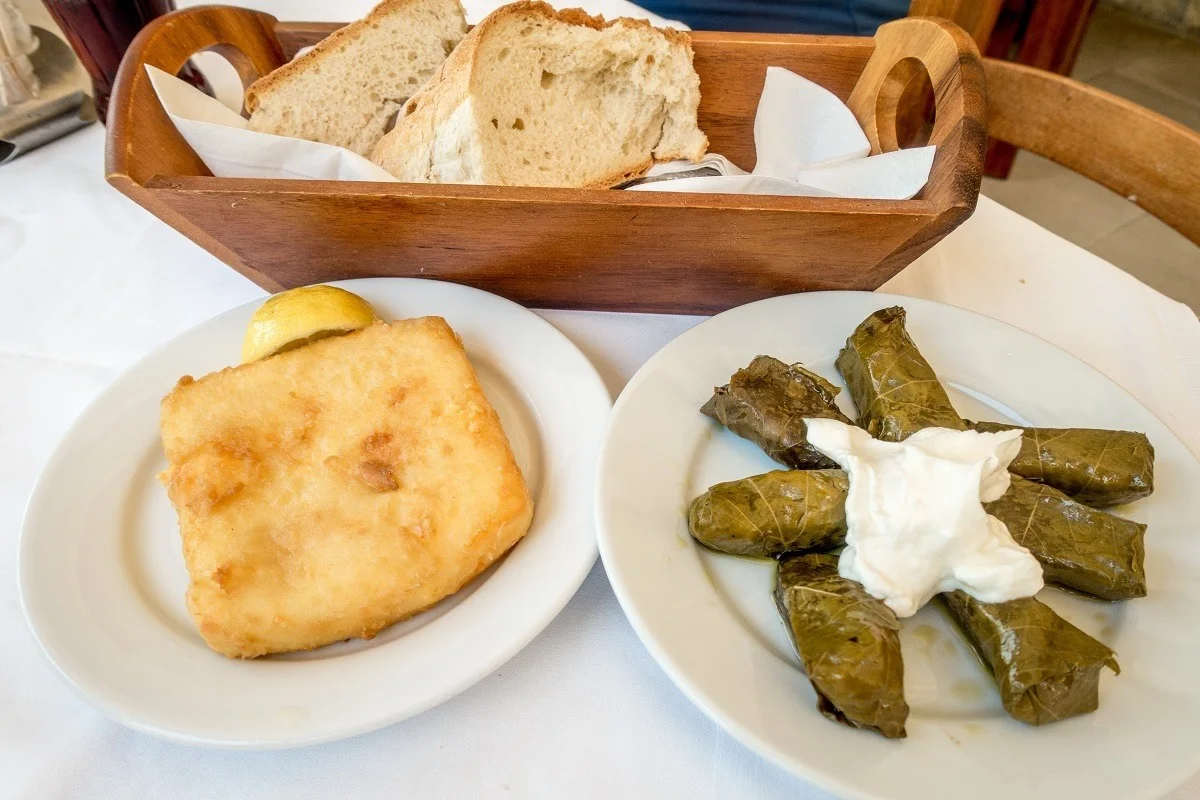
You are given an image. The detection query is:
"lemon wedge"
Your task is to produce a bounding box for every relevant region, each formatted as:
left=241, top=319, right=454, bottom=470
left=241, top=285, right=381, bottom=363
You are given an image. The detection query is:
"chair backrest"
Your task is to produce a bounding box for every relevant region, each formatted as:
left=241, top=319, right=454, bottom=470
left=984, top=58, right=1200, bottom=246
left=908, top=0, right=1200, bottom=247
left=909, top=0, right=1001, bottom=49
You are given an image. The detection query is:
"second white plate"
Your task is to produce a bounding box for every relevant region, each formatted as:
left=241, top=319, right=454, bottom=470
left=20, top=278, right=612, bottom=748
left=596, top=291, right=1200, bottom=800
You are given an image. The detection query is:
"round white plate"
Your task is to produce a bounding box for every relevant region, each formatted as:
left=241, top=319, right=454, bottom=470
left=596, top=291, right=1200, bottom=800
left=20, top=278, right=611, bottom=748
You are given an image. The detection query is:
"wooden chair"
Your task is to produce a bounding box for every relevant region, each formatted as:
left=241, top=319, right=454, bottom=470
left=910, top=0, right=1004, bottom=50
left=908, top=0, right=1200, bottom=246
left=982, top=58, right=1200, bottom=246
left=913, top=0, right=1102, bottom=178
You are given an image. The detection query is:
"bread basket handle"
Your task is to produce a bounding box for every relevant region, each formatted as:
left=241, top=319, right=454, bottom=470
left=846, top=17, right=984, bottom=155
left=106, top=5, right=286, bottom=185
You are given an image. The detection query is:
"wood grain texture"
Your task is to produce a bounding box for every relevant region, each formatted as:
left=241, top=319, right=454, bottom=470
left=984, top=0, right=1099, bottom=176
left=847, top=16, right=986, bottom=262
left=274, top=21, right=337, bottom=57
left=147, top=179, right=934, bottom=313
left=1013, top=0, right=1097, bottom=71
left=106, top=6, right=286, bottom=185
left=897, top=0, right=998, bottom=154
left=982, top=0, right=1024, bottom=59
left=105, top=8, right=986, bottom=313
left=106, top=5, right=288, bottom=289
left=909, top=0, right=1003, bottom=48
left=985, top=58, right=1200, bottom=246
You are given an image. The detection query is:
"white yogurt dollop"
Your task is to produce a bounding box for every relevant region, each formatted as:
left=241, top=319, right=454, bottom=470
left=804, top=418, right=1044, bottom=618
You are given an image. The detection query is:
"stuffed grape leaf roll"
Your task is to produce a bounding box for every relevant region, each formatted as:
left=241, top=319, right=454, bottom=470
left=688, top=469, right=849, bottom=558
left=835, top=306, right=966, bottom=441
left=986, top=475, right=1147, bottom=601
left=701, top=356, right=854, bottom=470
left=691, top=469, right=1145, bottom=601
left=942, top=591, right=1119, bottom=725
left=971, top=421, right=1154, bottom=507
left=775, top=553, right=909, bottom=738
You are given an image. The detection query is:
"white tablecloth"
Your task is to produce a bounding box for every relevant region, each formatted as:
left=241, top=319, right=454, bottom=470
left=4, top=1, right=1200, bottom=797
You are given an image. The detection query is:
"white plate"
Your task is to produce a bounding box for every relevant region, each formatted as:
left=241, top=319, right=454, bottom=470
left=19, top=278, right=611, bottom=748
left=596, top=291, right=1200, bottom=800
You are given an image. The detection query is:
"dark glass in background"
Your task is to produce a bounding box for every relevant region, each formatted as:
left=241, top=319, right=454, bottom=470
left=41, top=0, right=211, bottom=122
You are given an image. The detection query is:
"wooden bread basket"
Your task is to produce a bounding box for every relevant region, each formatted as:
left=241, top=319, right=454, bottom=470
left=105, top=8, right=985, bottom=313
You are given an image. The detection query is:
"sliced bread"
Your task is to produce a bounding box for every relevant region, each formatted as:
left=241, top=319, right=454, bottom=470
left=245, top=0, right=468, bottom=156
left=368, top=1, right=708, bottom=188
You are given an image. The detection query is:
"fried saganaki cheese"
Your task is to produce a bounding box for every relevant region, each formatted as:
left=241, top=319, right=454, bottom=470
left=159, top=317, right=533, bottom=658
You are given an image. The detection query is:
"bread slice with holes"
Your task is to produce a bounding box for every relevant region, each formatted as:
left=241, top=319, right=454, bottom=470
left=368, top=1, right=708, bottom=187
left=244, top=0, right=468, bottom=156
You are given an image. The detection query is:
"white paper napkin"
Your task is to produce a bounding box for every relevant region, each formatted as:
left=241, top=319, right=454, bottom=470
left=147, top=62, right=933, bottom=198
left=754, top=66, right=870, bottom=174
left=146, top=65, right=396, bottom=181
left=632, top=66, right=935, bottom=199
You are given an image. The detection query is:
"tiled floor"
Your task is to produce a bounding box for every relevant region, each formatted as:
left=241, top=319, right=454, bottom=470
left=980, top=5, right=1200, bottom=311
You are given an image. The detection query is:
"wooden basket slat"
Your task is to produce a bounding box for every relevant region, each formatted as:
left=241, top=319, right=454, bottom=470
left=105, top=7, right=984, bottom=313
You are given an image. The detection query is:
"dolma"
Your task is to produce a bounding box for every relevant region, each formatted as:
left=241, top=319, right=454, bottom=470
left=942, top=591, right=1119, bottom=725
left=701, top=356, right=854, bottom=469
left=775, top=553, right=909, bottom=738
left=692, top=469, right=1144, bottom=601
left=987, top=475, right=1147, bottom=601
left=971, top=421, right=1154, bottom=507
left=835, top=306, right=966, bottom=441
left=688, top=469, right=849, bottom=557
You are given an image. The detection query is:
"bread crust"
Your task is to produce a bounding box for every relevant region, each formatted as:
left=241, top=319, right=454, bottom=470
left=369, top=0, right=705, bottom=187
left=244, top=0, right=466, bottom=113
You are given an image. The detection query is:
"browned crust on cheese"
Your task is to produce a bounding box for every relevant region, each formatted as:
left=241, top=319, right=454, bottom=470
left=162, top=316, right=534, bottom=659
left=244, top=0, right=467, bottom=114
